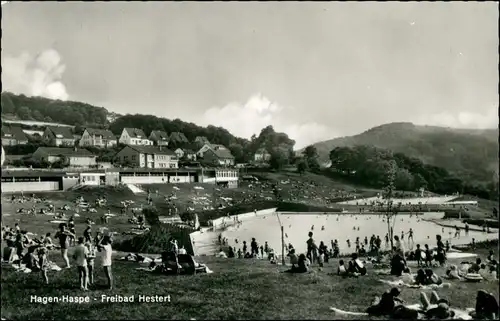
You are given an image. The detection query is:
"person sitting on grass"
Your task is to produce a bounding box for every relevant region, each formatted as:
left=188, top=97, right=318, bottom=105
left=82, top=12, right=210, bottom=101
left=337, top=260, right=348, bottom=277
left=424, top=268, right=443, bottom=285
left=288, top=248, right=298, bottom=268
left=390, top=252, right=406, bottom=277
left=444, top=265, right=462, bottom=280
left=285, top=254, right=310, bottom=273
left=366, top=287, right=404, bottom=317
left=348, top=253, right=367, bottom=276
left=42, top=233, right=55, bottom=250
left=470, top=290, right=499, bottom=320
left=468, top=258, right=482, bottom=273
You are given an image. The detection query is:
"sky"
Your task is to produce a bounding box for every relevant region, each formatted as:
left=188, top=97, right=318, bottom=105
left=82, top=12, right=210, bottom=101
left=1, top=2, right=498, bottom=149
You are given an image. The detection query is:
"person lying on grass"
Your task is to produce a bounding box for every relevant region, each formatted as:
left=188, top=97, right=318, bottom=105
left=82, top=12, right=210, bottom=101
left=366, top=287, right=405, bottom=316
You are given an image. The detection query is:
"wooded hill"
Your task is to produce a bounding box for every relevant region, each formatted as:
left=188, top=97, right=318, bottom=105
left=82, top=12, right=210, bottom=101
left=307, top=122, right=499, bottom=185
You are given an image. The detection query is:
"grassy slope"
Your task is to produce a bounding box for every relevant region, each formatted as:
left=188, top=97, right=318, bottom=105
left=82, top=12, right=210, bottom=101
left=1, top=250, right=499, bottom=320
left=1, top=186, right=150, bottom=245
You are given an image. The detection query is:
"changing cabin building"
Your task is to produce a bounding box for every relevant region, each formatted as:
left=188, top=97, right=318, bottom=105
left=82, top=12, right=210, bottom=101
left=31, top=147, right=97, bottom=168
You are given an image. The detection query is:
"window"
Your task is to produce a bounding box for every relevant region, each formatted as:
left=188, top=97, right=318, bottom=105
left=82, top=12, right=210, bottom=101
left=124, top=156, right=129, bottom=160
left=132, top=155, right=136, bottom=161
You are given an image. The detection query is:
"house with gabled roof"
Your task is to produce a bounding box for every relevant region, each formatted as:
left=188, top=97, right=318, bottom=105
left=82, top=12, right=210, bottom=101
left=193, top=136, right=210, bottom=146
left=32, top=147, right=96, bottom=167
left=197, top=143, right=228, bottom=158
left=174, top=147, right=197, bottom=161
left=115, top=145, right=178, bottom=169
left=149, top=130, right=169, bottom=146
left=202, top=147, right=235, bottom=167
left=168, top=132, right=189, bottom=145
left=43, top=126, right=76, bottom=147
left=1, top=125, right=29, bottom=146
left=118, top=128, right=153, bottom=146
left=79, top=128, right=117, bottom=148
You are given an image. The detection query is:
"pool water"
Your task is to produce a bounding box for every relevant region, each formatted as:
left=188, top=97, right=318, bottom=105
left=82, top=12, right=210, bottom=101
left=221, top=212, right=495, bottom=255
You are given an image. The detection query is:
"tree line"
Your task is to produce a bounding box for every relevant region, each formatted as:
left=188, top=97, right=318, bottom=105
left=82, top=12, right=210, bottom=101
left=327, top=145, right=499, bottom=200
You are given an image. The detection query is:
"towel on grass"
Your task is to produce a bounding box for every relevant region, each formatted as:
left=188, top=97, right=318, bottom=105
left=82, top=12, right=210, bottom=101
left=330, top=305, right=473, bottom=320
left=379, top=278, right=451, bottom=289
left=11, top=262, right=62, bottom=273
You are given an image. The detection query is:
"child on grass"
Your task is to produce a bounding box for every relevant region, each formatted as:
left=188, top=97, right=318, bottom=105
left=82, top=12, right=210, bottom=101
left=38, top=247, right=49, bottom=285
left=86, top=241, right=96, bottom=287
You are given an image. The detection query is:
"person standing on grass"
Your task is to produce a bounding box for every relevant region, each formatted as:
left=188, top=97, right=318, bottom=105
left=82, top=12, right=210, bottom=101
left=85, top=241, right=96, bottom=287
left=73, top=237, right=89, bottom=290
left=38, top=247, right=49, bottom=285
left=68, top=217, right=76, bottom=246
left=98, top=235, right=113, bottom=290
left=55, top=223, right=74, bottom=269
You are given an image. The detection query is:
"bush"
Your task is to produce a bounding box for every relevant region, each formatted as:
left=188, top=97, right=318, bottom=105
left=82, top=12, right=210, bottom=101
left=114, top=224, right=195, bottom=255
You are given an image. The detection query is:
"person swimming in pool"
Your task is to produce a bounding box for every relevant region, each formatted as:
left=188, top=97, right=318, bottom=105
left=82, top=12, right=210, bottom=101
left=321, top=226, right=325, bottom=231
left=311, top=225, right=314, bottom=231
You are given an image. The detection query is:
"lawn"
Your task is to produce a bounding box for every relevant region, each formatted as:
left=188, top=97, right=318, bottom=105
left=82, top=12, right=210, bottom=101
left=1, top=186, right=151, bottom=245
left=1, top=248, right=499, bottom=320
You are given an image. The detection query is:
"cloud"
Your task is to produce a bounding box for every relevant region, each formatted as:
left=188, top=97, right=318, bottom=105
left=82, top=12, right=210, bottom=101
left=1, top=49, right=69, bottom=101
left=416, top=106, right=498, bottom=129
left=201, top=94, right=337, bottom=149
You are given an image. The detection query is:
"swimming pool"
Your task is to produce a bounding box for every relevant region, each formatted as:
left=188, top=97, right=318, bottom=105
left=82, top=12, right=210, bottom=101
left=220, top=212, right=497, bottom=255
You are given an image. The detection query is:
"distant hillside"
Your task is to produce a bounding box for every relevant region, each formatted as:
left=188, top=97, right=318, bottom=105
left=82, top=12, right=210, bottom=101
left=308, top=122, right=499, bottom=184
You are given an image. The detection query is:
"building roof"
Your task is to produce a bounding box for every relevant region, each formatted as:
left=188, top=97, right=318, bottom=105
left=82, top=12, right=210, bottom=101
left=150, top=130, right=169, bottom=141
left=35, top=147, right=96, bottom=157
left=169, top=132, right=189, bottom=143
left=124, top=128, right=147, bottom=139
left=85, top=128, right=116, bottom=139
left=209, top=148, right=234, bottom=159
left=194, top=136, right=210, bottom=144
left=1, top=125, right=28, bottom=141
left=126, top=145, right=176, bottom=156
left=211, top=144, right=227, bottom=150
left=47, top=126, right=74, bottom=139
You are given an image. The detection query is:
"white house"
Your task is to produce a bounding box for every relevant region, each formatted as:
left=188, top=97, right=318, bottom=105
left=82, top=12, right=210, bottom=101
left=118, top=128, right=153, bottom=146
left=79, top=128, right=117, bottom=148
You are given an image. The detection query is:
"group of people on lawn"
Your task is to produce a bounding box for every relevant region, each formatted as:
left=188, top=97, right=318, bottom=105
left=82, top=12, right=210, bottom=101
left=2, top=222, right=113, bottom=290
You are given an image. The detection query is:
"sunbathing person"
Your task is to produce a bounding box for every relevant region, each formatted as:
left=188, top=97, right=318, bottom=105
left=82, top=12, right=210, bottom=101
left=366, top=287, right=404, bottom=316
left=424, top=268, right=443, bottom=285
left=418, top=291, right=455, bottom=319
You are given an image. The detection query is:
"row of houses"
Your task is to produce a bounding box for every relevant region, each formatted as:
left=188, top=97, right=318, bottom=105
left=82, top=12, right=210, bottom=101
left=27, top=143, right=240, bottom=169
left=2, top=125, right=273, bottom=164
